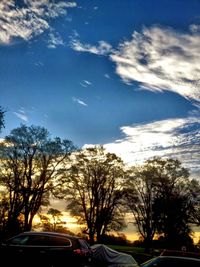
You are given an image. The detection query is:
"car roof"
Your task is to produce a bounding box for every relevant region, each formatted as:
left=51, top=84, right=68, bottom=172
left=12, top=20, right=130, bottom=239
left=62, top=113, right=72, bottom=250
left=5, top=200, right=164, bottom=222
left=160, top=249, right=200, bottom=259
left=158, top=256, right=200, bottom=262
left=15, top=231, right=84, bottom=241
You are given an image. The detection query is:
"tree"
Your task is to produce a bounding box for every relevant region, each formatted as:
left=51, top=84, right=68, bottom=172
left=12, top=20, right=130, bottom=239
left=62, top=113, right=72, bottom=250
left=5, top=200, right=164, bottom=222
left=47, top=208, right=62, bottom=231
left=187, top=179, right=200, bottom=227
left=58, top=146, right=127, bottom=244
left=0, top=124, right=76, bottom=236
left=125, top=157, right=195, bottom=251
left=0, top=106, right=5, bottom=133
left=150, top=158, right=198, bottom=249
left=100, top=233, right=130, bottom=246
left=125, top=162, right=158, bottom=252
left=37, top=208, right=69, bottom=233
left=0, top=191, right=9, bottom=240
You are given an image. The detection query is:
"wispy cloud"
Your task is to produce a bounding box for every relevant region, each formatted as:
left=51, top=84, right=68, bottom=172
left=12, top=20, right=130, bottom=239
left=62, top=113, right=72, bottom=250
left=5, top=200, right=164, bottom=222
left=72, top=97, right=88, bottom=106
left=110, top=25, right=200, bottom=102
left=70, top=37, right=112, bottom=56
left=0, top=0, right=77, bottom=45
left=34, top=61, right=44, bottom=67
left=104, top=116, right=200, bottom=174
left=189, top=24, right=200, bottom=33
left=47, top=31, right=64, bottom=48
left=80, top=80, right=92, bottom=87
left=13, top=107, right=29, bottom=122
left=71, top=24, right=200, bottom=103
left=104, top=73, right=110, bottom=79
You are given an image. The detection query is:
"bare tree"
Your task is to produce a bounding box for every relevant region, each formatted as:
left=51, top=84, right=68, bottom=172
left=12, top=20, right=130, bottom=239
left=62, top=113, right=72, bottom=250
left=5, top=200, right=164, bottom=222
left=58, top=146, right=127, bottom=244
left=0, top=124, right=76, bottom=235
left=125, top=163, right=157, bottom=252
left=0, top=106, right=5, bottom=133
left=125, top=157, right=193, bottom=251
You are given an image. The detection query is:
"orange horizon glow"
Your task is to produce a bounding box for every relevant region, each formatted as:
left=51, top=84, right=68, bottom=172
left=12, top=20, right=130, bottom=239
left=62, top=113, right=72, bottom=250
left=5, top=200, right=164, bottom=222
left=33, top=212, right=200, bottom=244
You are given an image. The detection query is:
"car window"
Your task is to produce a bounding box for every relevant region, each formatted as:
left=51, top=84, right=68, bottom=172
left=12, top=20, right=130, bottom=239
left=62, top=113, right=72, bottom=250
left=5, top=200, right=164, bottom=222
left=48, top=236, right=71, bottom=247
left=26, top=235, right=71, bottom=246
left=26, top=235, right=50, bottom=246
left=8, top=235, right=29, bottom=245
left=7, top=234, right=72, bottom=247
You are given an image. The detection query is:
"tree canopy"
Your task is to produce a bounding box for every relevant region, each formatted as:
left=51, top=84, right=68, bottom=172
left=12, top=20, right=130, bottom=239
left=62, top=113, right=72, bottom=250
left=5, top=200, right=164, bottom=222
left=0, top=124, right=76, bottom=236
left=125, top=157, right=199, bottom=250
left=58, top=146, right=127, bottom=244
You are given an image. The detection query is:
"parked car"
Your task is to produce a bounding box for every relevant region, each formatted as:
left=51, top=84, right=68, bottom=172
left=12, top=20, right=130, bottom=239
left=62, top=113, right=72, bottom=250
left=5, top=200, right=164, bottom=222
left=90, top=243, right=140, bottom=267
left=160, top=249, right=200, bottom=259
left=141, top=255, right=200, bottom=267
left=0, top=231, right=93, bottom=267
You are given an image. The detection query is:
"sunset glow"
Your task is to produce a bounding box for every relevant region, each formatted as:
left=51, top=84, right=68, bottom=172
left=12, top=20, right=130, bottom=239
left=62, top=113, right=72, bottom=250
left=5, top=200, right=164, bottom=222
left=0, top=0, right=200, bottom=250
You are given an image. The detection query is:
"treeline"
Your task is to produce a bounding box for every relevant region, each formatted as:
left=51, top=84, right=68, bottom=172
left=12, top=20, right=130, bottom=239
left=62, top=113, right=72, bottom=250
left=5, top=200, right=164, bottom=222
left=0, top=109, right=200, bottom=252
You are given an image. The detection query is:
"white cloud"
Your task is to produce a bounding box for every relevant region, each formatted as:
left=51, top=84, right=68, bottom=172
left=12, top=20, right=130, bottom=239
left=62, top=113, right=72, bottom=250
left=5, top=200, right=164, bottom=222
left=0, top=0, right=77, bottom=45
left=47, top=31, right=64, bottom=48
left=70, top=25, right=200, bottom=103
left=189, top=24, right=200, bottom=33
left=80, top=80, right=92, bottom=87
left=34, top=61, right=44, bottom=67
left=104, top=116, right=200, bottom=174
left=104, top=73, right=110, bottom=79
left=72, top=97, right=88, bottom=106
left=70, top=38, right=112, bottom=55
left=110, top=25, right=200, bottom=102
left=13, top=108, right=29, bottom=122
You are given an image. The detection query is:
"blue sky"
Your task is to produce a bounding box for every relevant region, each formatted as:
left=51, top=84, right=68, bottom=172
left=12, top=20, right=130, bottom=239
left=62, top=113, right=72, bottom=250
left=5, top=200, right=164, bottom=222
left=1, top=0, right=200, bottom=176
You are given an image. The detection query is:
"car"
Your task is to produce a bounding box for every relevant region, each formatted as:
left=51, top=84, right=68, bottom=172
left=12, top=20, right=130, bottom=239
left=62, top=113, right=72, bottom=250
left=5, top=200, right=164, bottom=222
left=90, top=243, right=140, bottom=267
left=0, top=231, right=93, bottom=267
left=160, top=249, right=200, bottom=259
left=141, top=255, right=200, bottom=267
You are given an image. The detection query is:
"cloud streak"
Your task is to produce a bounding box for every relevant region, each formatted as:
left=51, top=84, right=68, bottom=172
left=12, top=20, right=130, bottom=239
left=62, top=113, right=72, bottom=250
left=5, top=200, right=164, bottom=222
left=47, top=31, right=64, bottom=48
left=70, top=37, right=112, bottom=55
left=72, top=97, right=88, bottom=106
left=13, top=107, right=29, bottom=122
left=80, top=80, right=92, bottom=87
left=0, top=0, right=76, bottom=45
left=104, top=116, right=200, bottom=174
left=111, top=25, right=200, bottom=102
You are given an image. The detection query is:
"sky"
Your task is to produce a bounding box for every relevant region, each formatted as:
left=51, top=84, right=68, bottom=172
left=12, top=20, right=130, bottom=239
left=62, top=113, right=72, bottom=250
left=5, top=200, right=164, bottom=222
left=1, top=0, right=200, bottom=177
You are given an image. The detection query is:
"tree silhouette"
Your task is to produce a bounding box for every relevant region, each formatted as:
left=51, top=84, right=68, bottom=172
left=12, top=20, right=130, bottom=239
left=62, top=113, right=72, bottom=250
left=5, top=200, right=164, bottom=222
left=125, top=157, right=197, bottom=251
left=0, top=124, right=76, bottom=236
left=58, top=146, right=127, bottom=244
left=0, top=106, right=5, bottom=133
